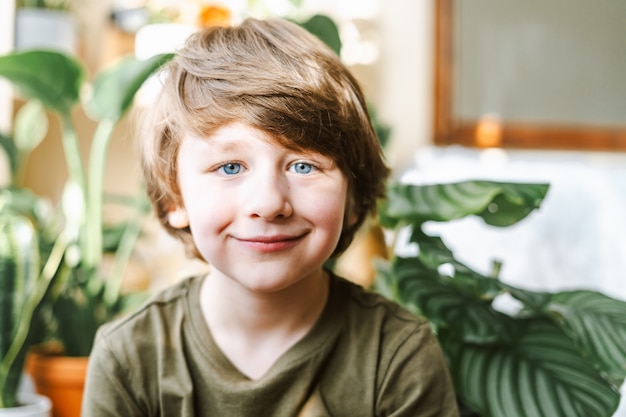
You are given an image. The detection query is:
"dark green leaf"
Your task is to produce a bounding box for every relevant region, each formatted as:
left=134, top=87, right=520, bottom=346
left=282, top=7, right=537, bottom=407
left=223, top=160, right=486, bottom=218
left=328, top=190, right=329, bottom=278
left=102, top=223, right=126, bottom=253
left=85, top=53, right=174, bottom=122
left=392, top=256, right=514, bottom=344
left=0, top=50, right=84, bottom=115
left=544, top=290, right=626, bottom=380
left=410, top=231, right=500, bottom=283
left=297, top=14, right=342, bottom=56
left=0, top=133, right=18, bottom=178
left=455, top=319, right=620, bottom=417
left=505, top=284, right=553, bottom=312
left=379, top=181, right=549, bottom=229
left=478, top=182, right=550, bottom=227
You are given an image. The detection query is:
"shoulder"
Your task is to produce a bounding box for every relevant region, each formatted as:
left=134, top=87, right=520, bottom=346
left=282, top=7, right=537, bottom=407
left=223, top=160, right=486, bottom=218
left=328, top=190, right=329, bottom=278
left=96, top=275, right=202, bottom=349
left=84, top=276, right=205, bottom=415
left=330, top=274, right=439, bottom=371
left=333, top=274, right=430, bottom=334
left=322, top=275, right=458, bottom=415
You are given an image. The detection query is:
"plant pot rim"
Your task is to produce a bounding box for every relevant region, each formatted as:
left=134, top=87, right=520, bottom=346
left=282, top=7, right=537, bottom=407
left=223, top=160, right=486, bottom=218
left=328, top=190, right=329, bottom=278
left=26, top=351, right=89, bottom=386
left=0, top=393, right=51, bottom=415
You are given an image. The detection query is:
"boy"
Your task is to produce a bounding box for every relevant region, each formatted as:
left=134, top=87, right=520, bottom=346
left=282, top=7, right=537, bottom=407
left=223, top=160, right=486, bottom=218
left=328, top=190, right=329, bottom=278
left=82, top=17, right=459, bottom=416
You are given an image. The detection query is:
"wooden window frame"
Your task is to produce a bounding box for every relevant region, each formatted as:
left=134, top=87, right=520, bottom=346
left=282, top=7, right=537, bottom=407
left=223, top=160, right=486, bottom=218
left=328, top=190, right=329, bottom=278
left=433, top=0, right=626, bottom=151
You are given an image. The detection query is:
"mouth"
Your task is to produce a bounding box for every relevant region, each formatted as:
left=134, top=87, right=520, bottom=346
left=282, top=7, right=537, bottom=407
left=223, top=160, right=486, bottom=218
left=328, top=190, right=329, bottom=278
left=234, top=233, right=307, bottom=253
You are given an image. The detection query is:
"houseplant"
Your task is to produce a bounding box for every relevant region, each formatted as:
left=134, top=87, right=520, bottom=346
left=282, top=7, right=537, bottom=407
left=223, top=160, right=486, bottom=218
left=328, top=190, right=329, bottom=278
left=376, top=180, right=626, bottom=417
left=0, top=122, right=55, bottom=414
left=0, top=49, right=172, bottom=412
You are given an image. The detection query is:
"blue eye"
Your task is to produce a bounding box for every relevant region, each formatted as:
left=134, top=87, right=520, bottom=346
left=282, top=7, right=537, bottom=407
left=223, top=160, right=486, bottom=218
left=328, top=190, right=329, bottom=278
left=219, top=163, right=242, bottom=175
left=291, top=162, right=314, bottom=174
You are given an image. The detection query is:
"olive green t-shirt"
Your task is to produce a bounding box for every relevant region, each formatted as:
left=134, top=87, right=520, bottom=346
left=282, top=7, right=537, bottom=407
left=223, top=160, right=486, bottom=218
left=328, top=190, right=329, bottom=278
left=82, top=274, right=459, bottom=416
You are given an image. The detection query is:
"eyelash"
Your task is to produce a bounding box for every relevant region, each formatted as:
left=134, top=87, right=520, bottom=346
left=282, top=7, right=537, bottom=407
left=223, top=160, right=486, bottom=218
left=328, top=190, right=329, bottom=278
left=217, top=162, right=242, bottom=175
left=290, top=162, right=316, bottom=174
left=214, top=160, right=319, bottom=176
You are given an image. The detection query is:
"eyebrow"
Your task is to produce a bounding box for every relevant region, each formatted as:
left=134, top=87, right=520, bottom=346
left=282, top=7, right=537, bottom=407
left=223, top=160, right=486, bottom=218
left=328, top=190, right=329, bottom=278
left=214, top=141, right=246, bottom=152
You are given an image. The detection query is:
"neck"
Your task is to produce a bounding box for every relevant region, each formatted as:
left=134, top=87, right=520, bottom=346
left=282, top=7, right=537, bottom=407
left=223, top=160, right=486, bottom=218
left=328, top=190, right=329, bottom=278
left=201, top=267, right=330, bottom=339
left=199, top=268, right=330, bottom=379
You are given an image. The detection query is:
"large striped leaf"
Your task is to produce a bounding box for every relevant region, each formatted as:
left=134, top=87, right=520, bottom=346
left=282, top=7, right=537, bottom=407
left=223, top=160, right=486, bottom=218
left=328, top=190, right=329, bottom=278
left=410, top=231, right=503, bottom=292
left=456, top=319, right=620, bottom=417
left=543, top=290, right=626, bottom=380
left=379, top=181, right=549, bottom=229
left=392, top=256, right=514, bottom=344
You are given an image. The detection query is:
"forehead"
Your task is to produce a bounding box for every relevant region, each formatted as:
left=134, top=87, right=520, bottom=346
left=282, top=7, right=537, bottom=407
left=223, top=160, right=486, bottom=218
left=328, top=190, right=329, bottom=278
left=181, top=121, right=327, bottom=157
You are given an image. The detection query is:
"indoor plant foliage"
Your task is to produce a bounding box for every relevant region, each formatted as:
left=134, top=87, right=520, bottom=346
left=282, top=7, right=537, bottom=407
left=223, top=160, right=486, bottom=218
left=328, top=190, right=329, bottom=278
left=376, top=180, right=626, bottom=417
left=0, top=48, right=172, bottom=407
left=0, top=95, right=68, bottom=409
left=15, top=0, right=71, bottom=11
left=0, top=158, right=57, bottom=408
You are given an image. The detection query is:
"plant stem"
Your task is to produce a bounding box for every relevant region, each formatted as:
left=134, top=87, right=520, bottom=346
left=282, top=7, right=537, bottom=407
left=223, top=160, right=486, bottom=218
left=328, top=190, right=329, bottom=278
left=84, top=120, right=114, bottom=272
left=104, top=205, right=145, bottom=307
left=60, top=114, right=85, bottom=193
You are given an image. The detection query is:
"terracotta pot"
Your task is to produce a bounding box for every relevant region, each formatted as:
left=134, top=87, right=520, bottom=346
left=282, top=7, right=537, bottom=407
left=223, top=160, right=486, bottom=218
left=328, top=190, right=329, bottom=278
left=25, top=353, right=88, bottom=417
left=0, top=393, right=51, bottom=417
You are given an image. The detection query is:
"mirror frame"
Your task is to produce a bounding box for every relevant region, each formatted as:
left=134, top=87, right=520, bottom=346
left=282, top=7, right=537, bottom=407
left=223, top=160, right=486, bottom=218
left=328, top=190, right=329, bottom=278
left=433, top=0, right=626, bottom=151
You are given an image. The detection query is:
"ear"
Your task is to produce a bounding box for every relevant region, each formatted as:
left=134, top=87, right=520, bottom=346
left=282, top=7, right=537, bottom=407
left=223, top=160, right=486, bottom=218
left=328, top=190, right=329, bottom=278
left=167, top=206, right=190, bottom=229
left=344, top=196, right=359, bottom=228
left=345, top=208, right=359, bottom=228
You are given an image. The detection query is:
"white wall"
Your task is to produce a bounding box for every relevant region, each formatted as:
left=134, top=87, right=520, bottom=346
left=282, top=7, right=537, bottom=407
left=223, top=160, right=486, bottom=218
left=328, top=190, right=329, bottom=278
left=378, top=0, right=434, bottom=173
left=0, top=0, right=15, bottom=187
left=0, top=0, right=14, bottom=133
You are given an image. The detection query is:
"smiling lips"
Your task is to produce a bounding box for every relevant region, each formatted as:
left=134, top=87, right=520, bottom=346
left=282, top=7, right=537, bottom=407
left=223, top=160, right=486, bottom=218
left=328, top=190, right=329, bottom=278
left=234, top=234, right=306, bottom=253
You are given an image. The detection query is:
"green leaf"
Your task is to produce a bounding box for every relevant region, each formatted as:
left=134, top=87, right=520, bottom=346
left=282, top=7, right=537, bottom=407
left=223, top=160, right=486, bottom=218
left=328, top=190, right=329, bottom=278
left=504, top=284, right=553, bottom=312
left=85, top=53, right=174, bottom=122
left=0, top=187, right=45, bottom=221
left=13, top=99, right=48, bottom=153
left=379, top=181, right=549, bottom=229
left=0, top=50, right=84, bottom=115
left=456, top=319, right=621, bottom=417
left=0, top=132, right=18, bottom=179
left=391, top=256, right=514, bottom=344
left=297, top=14, right=342, bottom=56
left=543, top=290, right=626, bottom=380
left=478, top=182, right=551, bottom=227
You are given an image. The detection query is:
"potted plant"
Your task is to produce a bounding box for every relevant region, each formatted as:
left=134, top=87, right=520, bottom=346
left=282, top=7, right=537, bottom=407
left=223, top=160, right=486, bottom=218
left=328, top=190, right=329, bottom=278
left=376, top=180, right=626, bottom=417
left=0, top=129, right=55, bottom=413
left=0, top=49, right=172, bottom=414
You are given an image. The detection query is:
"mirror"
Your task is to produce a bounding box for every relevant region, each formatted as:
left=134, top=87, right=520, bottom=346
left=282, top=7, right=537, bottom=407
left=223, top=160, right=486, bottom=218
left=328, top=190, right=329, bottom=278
left=434, top=0, right=626, bottom=150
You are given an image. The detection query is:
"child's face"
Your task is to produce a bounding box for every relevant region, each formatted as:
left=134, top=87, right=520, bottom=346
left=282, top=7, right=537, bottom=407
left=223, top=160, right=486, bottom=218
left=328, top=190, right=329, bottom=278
left=168, top=122, right=350, bottom=293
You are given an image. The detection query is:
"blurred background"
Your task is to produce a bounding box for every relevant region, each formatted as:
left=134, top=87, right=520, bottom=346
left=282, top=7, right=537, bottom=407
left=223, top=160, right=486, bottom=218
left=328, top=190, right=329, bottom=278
left=1, top=0, right=625, bottom=299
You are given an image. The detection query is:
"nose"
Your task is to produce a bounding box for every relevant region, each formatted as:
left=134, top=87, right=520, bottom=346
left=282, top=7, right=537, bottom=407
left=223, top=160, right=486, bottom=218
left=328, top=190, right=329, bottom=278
left=246, top=169, right=293, bottom=221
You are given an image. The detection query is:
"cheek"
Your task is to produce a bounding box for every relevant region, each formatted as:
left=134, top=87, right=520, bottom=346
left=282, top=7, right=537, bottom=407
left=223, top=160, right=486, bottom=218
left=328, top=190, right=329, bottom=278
left=302, top=186, right=349, bottom=233
left=185, top=192, right=231, bottom=231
